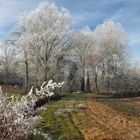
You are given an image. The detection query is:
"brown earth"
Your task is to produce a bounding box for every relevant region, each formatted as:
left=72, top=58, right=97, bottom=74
left=84, top=100, right=140, bottom=140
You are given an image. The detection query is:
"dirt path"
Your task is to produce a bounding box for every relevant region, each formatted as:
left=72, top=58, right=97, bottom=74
left=84, top=100, right=140, bottom=140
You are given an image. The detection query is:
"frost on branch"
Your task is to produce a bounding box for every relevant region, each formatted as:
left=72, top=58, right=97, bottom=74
left=35, top=79, right=64, bottom=97
left=0, top=80, right=63, bottom=140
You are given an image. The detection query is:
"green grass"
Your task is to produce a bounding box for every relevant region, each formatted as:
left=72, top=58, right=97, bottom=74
left=39, top=100, right=85, bottom=140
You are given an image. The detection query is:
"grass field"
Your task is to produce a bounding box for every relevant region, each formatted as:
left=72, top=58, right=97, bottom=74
left=38, top=93, right=140, bottom=140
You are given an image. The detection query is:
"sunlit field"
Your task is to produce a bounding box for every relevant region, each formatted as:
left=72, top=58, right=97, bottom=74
left=40, top=93, right=140, bottom=140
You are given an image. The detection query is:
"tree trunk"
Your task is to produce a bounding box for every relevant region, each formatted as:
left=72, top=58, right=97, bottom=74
left=94, top=65, right=100, bottom=94
left=4, top=67, right=9, bottom=85
left=25, top=52, right=29, bottom=92
left=81, top=65, right=85, bottom=92
left=107, top=75, right=110, bottom=93
left=44, top=50, right=48, bottom=82
left=44, top=65, right=48, bottom=82
left=81, top=77, right=85, bottom=92
left=86, top=72, right=91, bottom=93
left=95, top=73, right=100, bottom=94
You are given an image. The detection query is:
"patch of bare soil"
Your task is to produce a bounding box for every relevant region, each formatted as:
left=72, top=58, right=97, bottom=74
left=84, top=128, right=114, bottom=140
left=84, top=100, right=140, bottom=140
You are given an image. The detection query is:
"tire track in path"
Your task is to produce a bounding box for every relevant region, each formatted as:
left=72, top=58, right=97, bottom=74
left=85, top=100, right=140, bottom=140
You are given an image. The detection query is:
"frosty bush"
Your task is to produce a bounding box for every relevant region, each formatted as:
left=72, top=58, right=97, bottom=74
left=0, top=80, right=63, bottom=140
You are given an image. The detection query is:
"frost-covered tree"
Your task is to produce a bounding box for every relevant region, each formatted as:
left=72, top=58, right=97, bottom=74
left=94, top=20, right=127, bottom=93
left=14, top=1, right=71, bottom=89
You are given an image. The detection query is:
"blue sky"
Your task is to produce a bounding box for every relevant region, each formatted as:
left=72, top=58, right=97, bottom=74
left=0, top=0, right=140, bottom=63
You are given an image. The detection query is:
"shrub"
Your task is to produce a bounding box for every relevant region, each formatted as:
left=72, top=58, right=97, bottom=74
left=0, top=80, right=63, bottom=140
